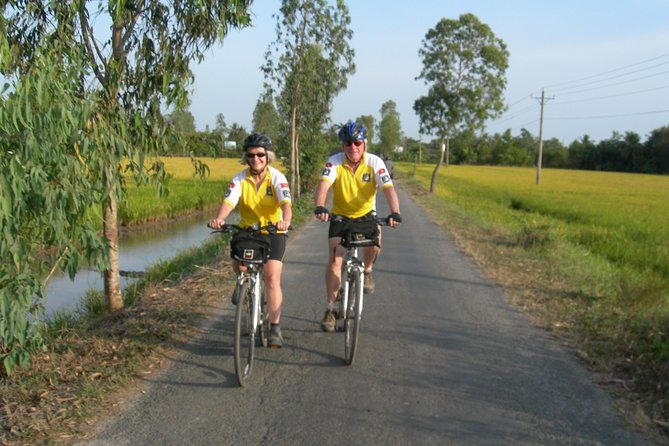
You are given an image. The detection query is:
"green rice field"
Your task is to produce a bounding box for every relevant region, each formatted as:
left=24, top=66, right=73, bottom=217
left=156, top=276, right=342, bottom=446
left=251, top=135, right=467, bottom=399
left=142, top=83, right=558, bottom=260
left=397, top=163, right=669, bottom=308
left=120, top=157, right=248, bottom=224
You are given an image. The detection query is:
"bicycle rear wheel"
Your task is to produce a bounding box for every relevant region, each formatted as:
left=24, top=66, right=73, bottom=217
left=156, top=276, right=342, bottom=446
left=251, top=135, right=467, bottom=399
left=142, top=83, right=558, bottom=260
left=344, top=270, right=363, bottom=365
left=234, top=282, right=255, bottom=387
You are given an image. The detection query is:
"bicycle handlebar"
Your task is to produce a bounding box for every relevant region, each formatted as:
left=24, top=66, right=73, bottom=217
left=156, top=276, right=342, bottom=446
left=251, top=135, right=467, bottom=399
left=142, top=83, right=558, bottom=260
left=331, top=214, right=390, bottom=227
left=208, top=222, right=292, bottom=234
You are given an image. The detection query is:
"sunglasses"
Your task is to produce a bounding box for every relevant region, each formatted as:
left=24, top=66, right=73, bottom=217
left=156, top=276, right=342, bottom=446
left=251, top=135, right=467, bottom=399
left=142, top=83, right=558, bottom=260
left=345, top=140, right=364, bottom=147
left=246, top=152, right=267, bottom=159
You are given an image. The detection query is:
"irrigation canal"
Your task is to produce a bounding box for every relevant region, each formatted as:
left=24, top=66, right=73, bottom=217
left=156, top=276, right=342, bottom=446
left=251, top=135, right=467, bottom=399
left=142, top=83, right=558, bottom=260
left=43, top=211, right=237, bottom=317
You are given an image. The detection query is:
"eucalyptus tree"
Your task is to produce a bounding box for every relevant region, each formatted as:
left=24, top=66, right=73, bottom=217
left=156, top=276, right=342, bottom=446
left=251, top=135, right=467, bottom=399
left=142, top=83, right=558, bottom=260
left=414, top=13, right=508, bottom=192
left=378, top=100, right=402, bottom=157
left=252, top=91, right=282, bottom=144
left=168, top=108, right=197, bottom=135
left=356, top=114, right=375, bottom=147
left=263, top=0, right=355, bottom=197
left=1, top=0, right=252, bottom=373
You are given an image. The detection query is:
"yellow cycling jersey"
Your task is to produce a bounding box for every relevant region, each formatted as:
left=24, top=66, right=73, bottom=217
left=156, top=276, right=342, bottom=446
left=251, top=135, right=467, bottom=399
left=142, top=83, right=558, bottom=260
left=320, top=152, right=393, bottom=218
left=223, top=166, right=291, bottom=229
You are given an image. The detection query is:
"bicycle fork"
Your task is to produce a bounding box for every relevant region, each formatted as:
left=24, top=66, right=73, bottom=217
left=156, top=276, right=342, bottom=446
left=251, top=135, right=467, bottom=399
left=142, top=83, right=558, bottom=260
left=241, top=271, right=262, bottom=333
left=341, top=250, right=365, bottom=321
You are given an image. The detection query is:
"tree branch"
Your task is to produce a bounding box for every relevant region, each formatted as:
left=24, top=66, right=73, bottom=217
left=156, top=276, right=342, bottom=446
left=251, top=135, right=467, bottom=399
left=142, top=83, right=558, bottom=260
left=79, top=8, right=106, bottom=85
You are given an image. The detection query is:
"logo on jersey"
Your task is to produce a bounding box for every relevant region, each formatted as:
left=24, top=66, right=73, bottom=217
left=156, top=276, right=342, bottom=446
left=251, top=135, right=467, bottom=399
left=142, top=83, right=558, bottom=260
left=379, top=168, right=386, bottom=174
left=225, top=182, right=234, bottom=197
left=322, top=168, right=331, bottom=176
left=362, top=173, right=371, bottom=182
left=283, top=190, right=291, bottom=198
left=266, top=186, right=273, bottom=196
left=280, top=183, right=289, bottom=189
left=381, top=175, right=390, bottom=183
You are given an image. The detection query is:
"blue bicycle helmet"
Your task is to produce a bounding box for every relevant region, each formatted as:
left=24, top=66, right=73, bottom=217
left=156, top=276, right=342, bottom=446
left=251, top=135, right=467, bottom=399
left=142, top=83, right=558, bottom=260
left=338, top=121, right=367, bottom=142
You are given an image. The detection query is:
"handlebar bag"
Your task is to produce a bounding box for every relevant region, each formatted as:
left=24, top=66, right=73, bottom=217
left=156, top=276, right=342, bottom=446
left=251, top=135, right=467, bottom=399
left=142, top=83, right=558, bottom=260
left=230, top=231, right=271, bottom=264
left=341, top=218, right=380, bottom=248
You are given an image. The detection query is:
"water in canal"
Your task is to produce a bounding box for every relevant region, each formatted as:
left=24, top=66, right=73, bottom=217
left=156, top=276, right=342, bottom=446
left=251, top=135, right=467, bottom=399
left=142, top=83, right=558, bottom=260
left=42, top=211, right=237, bottom=317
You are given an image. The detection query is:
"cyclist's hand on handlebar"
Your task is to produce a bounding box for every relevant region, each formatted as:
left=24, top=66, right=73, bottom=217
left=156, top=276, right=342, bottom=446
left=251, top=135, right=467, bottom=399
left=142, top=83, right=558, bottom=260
left=275, top=220, right=291, bottom=231
left=314, top=206, right=330, bottom=222
left=208, top=217, right=225, bottom=229
left=386, top=212, right=402, bottom=228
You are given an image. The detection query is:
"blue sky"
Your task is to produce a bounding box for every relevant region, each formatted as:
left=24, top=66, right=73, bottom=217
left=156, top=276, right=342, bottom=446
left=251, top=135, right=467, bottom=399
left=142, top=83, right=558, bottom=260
left=190, top=0, right=669, bottom=145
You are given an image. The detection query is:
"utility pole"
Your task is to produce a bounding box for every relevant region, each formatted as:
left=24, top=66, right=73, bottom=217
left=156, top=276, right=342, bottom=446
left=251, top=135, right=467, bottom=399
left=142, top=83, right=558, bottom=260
left=533, top=88, right=554, bottom=185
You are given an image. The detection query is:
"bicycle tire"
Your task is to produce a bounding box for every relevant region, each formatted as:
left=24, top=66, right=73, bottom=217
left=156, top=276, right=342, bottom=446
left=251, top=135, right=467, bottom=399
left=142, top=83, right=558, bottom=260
left=344, top=269, right=362, bottom=365
left=258, top=283, right=270, bottom=348
left=336, top=264, right=350, bottom=332
left=234, top=281, right=254, bottom=387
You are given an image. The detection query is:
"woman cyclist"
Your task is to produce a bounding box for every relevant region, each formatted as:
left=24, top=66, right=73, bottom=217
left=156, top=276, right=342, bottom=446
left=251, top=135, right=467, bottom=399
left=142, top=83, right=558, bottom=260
left=209, top=133, right=292, bottom=348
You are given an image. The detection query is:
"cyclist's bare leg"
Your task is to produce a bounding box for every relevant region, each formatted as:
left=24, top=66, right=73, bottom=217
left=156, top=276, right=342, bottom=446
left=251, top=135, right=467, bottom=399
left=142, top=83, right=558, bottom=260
left=325, top=237, right=345, bottom=305
left=363, top=229, right=382, bottom=273
left=263, top=259, right=283, bottom=324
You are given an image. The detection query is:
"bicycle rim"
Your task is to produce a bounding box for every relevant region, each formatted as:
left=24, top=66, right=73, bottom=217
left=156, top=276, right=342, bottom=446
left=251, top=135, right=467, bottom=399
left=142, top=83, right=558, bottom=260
left=234, top=282, right=254, bottom=387
left=344, top=271, right=362, bottom=365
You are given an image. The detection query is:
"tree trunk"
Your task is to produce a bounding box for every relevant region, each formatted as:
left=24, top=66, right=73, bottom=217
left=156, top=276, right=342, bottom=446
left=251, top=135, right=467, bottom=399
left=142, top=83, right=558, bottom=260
left=103, top=184, right=123, bottom=312
left=290, top=105, right=298, bottom=196
left=295, top=132, right=301, bottom=200
left=429, top=139, right=446, bottom=193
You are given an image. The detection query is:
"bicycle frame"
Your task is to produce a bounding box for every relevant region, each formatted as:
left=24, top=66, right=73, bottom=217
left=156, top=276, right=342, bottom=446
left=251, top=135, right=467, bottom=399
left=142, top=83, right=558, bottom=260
left=339, top=246, right=365, bottom=324
left=237, top=263, right=264, bottom=341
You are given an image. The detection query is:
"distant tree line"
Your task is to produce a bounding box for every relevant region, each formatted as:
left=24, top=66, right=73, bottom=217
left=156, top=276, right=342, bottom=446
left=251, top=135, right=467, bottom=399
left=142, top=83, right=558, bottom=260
left=164, top=101, right=669, bottom=177
left=405, top=125, right=669, bottom=174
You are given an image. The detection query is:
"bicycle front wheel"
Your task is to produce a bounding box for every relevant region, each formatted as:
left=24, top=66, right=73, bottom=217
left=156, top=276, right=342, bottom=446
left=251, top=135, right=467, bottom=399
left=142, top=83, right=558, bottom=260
left=234, top=282, right=255, bottom=387
left=344, top=269, right=363, bottom=365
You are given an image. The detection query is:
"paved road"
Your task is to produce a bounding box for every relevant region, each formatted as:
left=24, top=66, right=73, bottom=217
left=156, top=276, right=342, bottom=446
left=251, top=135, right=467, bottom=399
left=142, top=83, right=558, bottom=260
left=82, top=186, right=653, bottom=446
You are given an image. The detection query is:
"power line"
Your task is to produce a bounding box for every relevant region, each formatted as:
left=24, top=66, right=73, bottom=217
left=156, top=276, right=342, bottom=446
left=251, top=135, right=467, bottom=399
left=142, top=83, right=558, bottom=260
left=552, top=69, right=669, bottom=97
left=553, top=67, right=669, bottom=95
left=489, top=52, right=669, bottom=136
left=554, top=84, right=669, bottom=105
left=547, top=109, right=669, bottom=120
left=543, top=52, right=669, bottom=90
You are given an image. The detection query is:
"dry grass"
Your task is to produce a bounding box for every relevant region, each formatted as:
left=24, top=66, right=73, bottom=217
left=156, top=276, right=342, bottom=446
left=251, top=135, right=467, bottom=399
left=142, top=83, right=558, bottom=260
left=0, top=260, right=236, bottom=445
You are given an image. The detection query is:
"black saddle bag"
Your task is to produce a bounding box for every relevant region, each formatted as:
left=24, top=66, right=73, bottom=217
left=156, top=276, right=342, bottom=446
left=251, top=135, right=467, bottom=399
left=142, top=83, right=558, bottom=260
left=341, top=217, right=380, bottom=248
left=230, top=231, right=271, bottom=263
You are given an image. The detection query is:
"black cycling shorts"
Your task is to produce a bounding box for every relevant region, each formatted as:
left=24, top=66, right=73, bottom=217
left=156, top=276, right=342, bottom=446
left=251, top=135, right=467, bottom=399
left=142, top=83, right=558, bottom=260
left=265, top=233, right=287, bottom=261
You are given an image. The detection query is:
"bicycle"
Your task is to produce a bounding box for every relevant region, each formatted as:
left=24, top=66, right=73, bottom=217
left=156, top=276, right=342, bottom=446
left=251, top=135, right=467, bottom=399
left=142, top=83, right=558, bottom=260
left=331, top=214, right=389, bottom=365
left=209, top=223, right=281, bottom=387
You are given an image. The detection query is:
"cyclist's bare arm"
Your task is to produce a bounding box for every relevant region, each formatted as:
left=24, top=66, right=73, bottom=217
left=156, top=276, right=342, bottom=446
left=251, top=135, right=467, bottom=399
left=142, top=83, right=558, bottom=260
left=210, top=202, right=234, bottom=229
left=382, top=186, right=402, bottom=227
left=314, top=180, right=331, bottom=222
left=278, top=202, right=293, bottom=232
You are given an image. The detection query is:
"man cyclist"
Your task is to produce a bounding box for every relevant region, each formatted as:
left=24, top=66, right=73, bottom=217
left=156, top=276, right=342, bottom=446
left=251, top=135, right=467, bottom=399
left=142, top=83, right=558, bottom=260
left=209, top=133, right=292, bottom=348
left=314, top=121, right=401, bottom=332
